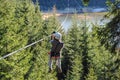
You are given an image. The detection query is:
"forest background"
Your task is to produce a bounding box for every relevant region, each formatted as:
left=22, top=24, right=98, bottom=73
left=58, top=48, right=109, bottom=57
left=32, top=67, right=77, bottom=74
left=0, top=0, right=120, bottom=80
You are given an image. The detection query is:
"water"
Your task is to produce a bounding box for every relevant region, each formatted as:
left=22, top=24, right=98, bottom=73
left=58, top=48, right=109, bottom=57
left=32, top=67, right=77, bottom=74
left=57, top=14, right=72, bottom=32
left=57, top=12, right=109, bottom=32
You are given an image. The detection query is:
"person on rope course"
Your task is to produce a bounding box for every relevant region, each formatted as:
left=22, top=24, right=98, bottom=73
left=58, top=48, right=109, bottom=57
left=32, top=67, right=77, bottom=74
left=48, top=31, right=64, bottom=73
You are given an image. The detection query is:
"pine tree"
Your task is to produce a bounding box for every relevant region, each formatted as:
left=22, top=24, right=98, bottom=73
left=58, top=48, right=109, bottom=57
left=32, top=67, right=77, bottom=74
left=98, top=0, right=120, bottom=52
left=80, top=26, right=89, bottom=80
left=0, top=0, right=20, bottom=79
left=87, top=24, right=120, bottom=80
left=0, top=0, right=53, bottom=79
left=92, top=1, right=120, bottom=79
left=62, top=14, right=83, bottom=80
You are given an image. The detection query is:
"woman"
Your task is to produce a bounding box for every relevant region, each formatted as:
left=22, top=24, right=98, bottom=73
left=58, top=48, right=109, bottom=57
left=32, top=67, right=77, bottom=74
left=48, top=32, right=64, bottom=73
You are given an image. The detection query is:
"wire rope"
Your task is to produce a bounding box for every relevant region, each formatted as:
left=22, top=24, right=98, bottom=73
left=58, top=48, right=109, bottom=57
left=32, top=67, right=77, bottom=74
left=56, top=0, right=70, bottom=32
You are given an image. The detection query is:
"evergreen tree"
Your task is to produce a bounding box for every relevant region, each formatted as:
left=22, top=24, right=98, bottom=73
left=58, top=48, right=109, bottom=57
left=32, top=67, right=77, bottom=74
left=0, top=0, right=20, bottom=79
left=0, top=0, right=56, bottom=79
left=98, top=0, right=120, bottom=52
left=80, top=25, right=89, bottom=80
left=87, top=24, right=120, bottom=80
left=62, top=14, right=83, bottom=80
left=93, top=0, right=120, bottom=79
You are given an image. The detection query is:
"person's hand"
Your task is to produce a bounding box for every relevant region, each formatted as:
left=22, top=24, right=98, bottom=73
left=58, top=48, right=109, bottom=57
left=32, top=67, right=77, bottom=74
left=51, top=34, right=55, bottom=40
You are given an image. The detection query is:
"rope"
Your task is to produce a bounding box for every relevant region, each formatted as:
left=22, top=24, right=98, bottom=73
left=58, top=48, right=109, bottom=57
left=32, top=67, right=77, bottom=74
left=0, top=37, right=49, bottom=60
left=56, top=0, right=70, bottom=32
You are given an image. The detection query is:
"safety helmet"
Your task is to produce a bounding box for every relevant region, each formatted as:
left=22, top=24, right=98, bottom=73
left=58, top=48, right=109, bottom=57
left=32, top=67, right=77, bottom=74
left=54, top=32, right=62, bottom=40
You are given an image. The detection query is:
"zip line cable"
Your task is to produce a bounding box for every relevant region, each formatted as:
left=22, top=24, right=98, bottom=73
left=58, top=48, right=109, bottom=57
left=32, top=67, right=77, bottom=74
left=56, top=0, right=70, bottom=32
left=0, top=0, right=70, bottom=60
left=0, top=37, right=46, bottom=60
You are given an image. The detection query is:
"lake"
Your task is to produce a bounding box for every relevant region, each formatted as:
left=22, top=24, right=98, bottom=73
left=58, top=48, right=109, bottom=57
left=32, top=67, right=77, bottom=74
left=57, top=12, right=109, bottom=32
left=42, top=11, right=109, bottom=32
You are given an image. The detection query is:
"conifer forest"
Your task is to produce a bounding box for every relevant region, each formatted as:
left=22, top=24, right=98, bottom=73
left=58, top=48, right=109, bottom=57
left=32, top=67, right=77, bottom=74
left=0, top=0, right=120, bottom=80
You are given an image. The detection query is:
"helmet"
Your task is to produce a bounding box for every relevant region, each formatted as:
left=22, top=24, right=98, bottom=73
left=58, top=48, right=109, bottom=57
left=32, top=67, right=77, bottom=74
left=54, top=32, right=62, bottom=40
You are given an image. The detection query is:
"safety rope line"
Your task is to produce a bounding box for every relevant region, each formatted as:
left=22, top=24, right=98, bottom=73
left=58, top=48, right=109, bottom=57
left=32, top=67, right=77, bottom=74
left=0, top=0, right=70, bottom=60
left=56, top=0, right=70, bottom=32
left=0, top=36, right=50, bottom=60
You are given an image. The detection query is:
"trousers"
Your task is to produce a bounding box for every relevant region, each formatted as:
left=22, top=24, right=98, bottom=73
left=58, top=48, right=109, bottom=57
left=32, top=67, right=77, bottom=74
left=48, top=54, right=61, bottom=70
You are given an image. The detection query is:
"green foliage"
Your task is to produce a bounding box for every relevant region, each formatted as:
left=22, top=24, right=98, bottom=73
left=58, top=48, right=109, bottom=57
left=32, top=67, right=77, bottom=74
left=87, top=25, right=112, bottom=80
left=106, top=0, right=120, bottom=16
left=0, top=0, right=58, bottom=80
left=98, top=0, right=120, bottom=52
left=94, top=1, right=120, bottom=79
left=62, top=15, right=89, bottom=80
left=86, top=66, right=97, bottom=80
left=0, top=0, right=120, bottom=80
left=82, top=0, right=90, bottom=6
left=107, top=52, right=120, bottom=80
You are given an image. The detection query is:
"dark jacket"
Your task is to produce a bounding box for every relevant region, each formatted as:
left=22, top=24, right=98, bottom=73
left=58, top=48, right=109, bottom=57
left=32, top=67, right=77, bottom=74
left=50, top=39, right=64, bottom=56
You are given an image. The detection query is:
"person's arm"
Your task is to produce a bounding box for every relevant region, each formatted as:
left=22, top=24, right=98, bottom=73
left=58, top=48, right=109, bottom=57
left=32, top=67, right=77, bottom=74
left=51, top=31, right=56, bottom=40
left=51, top=34, right=55, bottom=40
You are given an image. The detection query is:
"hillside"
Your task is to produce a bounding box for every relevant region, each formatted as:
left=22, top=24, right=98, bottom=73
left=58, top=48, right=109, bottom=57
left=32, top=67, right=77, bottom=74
left=32, top=0, right=115, bottom=11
